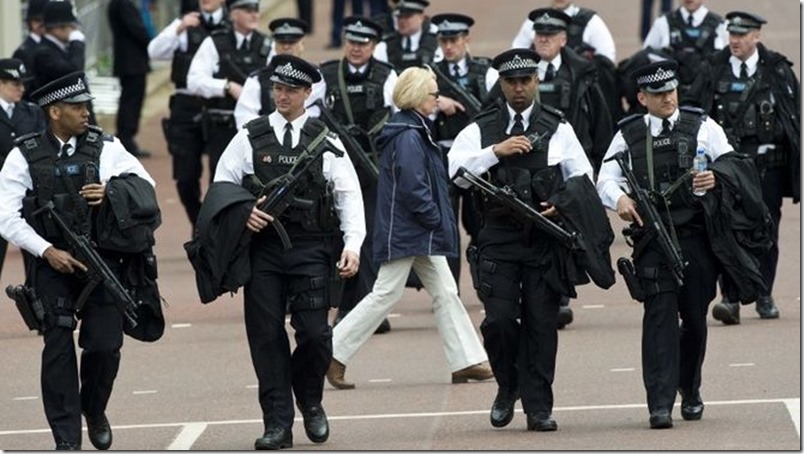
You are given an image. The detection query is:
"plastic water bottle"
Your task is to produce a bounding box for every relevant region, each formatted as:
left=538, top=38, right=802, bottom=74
left=692, top=148, right=708, bottom=196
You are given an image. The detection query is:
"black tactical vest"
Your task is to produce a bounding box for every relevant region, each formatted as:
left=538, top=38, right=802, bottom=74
left=384, top=22, right=439, bottom=72
left=566, top=7, right=596, bottom=57
left=244, top=116, right=337, bottom=234
left=619, top=107, right=706, bottom=227
left=320, top=58, right=393, bottom=131
left=19, top=127, right=107, bottom=246
left=208, top=30, right=272, bottom=110
left=666, top=10, right=722, bottom=91
left=434, top=56, right=491, bottom=141
left=538, top=62, right=573, bottom=112
left=475, top=104, right=564, bottom=221
left=711, top=64, right=782, bottom=162
left=171, top=19, right=230, bottom=89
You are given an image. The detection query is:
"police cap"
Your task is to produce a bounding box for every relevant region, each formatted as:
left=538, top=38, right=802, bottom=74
left=725, top=11, right=767, bottom=34
left=395, top=0, right=429, bottom=17
left=529, top=8, right=571, bottom=34
left=269, top=18, right=309, bottom=42
left=268, top=55, right=321, bottom=88
left=30, top=71, right=94, bottom=106
left=343, top=16, right=384, bottom=43
left=491, top=48, right=541, bottom=78
left=633, top=60, right=679, bottom=93
left=226, top=0, right=259, bottom=11
left=431, top=13, right=475, bottom=37
left=44, top=1, right=80, bottom=28
left=26, top=0, right=49, bottom=21
left=0, top=59, right=33, bottom=82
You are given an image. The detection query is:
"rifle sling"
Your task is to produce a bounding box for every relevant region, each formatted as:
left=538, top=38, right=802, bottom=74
left=645, top=127, right=655, bottom=192
left=337, top=59, right=356, bottom=125
left=261, top=125, right=331, bottom=193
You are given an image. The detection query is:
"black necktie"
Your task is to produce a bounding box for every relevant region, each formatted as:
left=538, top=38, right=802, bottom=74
left=511, top=114, right=525, bottom=136
left=204, top=15, right=214, bottom=28
left=60, top=143, right=72, bottom=157
left=283, top=123, right=293, bottom=149
left=740, top=62, right=749, bottom=80
left=239, top=37, right=249, bottom=51
left=686, top=13, right=694, bottom=26
left=451, top=63, right=460, bottom=77
left=544, top=63, right=556, bottom=82
left=661, top=118, right=672, bottom=135
left=403, top=36, right=412, bottom=53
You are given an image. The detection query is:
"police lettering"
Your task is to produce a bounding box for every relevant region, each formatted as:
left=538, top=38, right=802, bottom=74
left=653, top=138, right=672, bottom=147
left=278, top=155, right=298, bottom=165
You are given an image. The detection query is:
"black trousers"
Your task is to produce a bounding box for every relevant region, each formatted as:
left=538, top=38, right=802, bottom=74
left=758, top=167, right=784, bottom=294
left=35, top=259, right=123, bottom=446
left=244, top=234, right=333, bottom=431
left=474, top=232, right=560, bottom=415
left=636, top=232, right=718, bottom=413
left=116, top=74, right=147, bottom=153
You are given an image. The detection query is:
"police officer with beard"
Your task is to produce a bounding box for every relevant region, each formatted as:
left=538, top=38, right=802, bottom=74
left=448, top=49, right=594, bottom=432
left=149, top=0, right=229, bottom=228
left=686, top=12, right=800, bottom=324
left=319, top=16, right=397, bottom=332
left=213, top=55, right=365, bottom=450
left=0, top=71, right=154, bottom=450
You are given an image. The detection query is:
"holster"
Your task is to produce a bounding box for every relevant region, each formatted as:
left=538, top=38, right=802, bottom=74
left=466, top=244, right=481, bottom=291
left=161, top=117, right=173, bottom=155
left=6, top=284, right=45, bottom=331
left=617, top=257, right=646, bottom=303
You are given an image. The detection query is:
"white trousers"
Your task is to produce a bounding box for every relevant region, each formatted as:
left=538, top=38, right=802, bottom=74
left=332, top=255, right=488, bottom=372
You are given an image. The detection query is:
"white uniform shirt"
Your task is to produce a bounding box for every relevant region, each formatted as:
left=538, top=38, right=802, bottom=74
left=373, top=27, right=444, bottom=64
left=448, top=102, right=594, bottom=187
left=0, top=134, right=155, bottom=257
left=643, top=6, right=728, bottom=51
left=234, top=68, right=326, bottom=129
left=214, top=110, right=366, bottom=253
left=510, top=4, right=617, bottom=63
left=729, top=50, right=759, bottom=79
left=596, top=110, right=734, bottom=210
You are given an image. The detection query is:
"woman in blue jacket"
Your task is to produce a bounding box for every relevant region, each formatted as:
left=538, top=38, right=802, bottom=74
left=326, top=66, right=492, bottom=389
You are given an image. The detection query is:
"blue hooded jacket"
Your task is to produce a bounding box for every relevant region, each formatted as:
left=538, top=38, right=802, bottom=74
left=372, top=109, right=458, bottom=263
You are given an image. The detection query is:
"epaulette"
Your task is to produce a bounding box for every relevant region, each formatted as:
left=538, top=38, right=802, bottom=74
left=540, top=103, right=566, bottom=122
left=473, top=106, right=499, bottom=121
left=472, top=56, right=492, bottom=66
left=210, top=28, right=228, bottom=36
left=617, top=113, right=644, bottom=128
left=679, top=105, right=708, bottom=120
left=13, top=131, right=42, bottom=148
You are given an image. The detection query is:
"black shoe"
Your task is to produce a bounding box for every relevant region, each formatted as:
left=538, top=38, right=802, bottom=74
left=680, top=391, right=704, bottom=421
left=84, top=413, right=112, bottom=450
left=756, top=296, right=780, bottom=319
left=649, top=410, right=673, bottom=429
left=255, top=427, right=293, bottom=450
left=557, top=306, right=573, bottom=330
left=298, top=404, right=329, bottom=443
left=375, top=318, right=391, bottom=334
left=490, top=388, right=518, bottom=428
left=712, top=299, right=740, bottom=325
left=55, top=441, right=81, bottom=450
left=526, top=412, right=557, bottom=431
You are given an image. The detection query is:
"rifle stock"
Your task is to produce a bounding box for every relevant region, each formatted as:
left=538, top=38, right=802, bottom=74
left=313, top=100, right=379, bottom=181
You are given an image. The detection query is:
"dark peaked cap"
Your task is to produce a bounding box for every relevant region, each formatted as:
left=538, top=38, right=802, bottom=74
left=725, top=11, right=767, bottom=34
left=226, top=0, right=259, bottom=10
left=529, top=8, right=571, bottom=33
left=30, top=71, right=94, bottom=107
left=633, top=60, right=679, bottom=93
left=26, top=0, right=49, bottom=21
left=492, top=48, right=541, bottom=78
left=431, top=13, right=475, bottom=37
left=343, top=16, right=384, bottom=43
left=44, top=1, right=80, bottom=28
left=396, top=0, right=429, bottom=15
left=269, top=18, right=309, bottom=42
left=0, top=59, right=33, bottom=82
left=268, top=55, right=321, bottom=88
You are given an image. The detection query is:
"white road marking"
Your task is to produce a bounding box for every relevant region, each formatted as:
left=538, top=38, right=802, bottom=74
left=369, top=379, right=392, bottom=383
left=133, top=390, right=158, bottom=395
left=387, top=313, right=401, bottom=319
left=610, top=368, right=635, bottom=372
left=12, top=396, right=38, bottom=401
left=167, top=422, right=207, bottom=450
left=171, top=323, right=192, bottom=329
left=729, top=363, right=756, bottom=367
left=783, top=399, right=800, bottom=437
left=582, top=305, right=605, bottom=309
left=246, top=385, right=258, bottom=389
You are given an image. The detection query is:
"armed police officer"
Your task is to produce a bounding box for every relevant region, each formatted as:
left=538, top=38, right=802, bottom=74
left=686, top=12, right=800, bottom=325
left=318, top=16, right=398, bottom=332
left=0, top=71, right=154, bottom=450
left=149, top=0, right=229, bottom=229
left=234, top=17, right=327, bottom=128
left=12, top=0, right=49, bottom=99
left=448, top=49, right=596, bottom=432
left=213, top=55, right=365, bottom=450
left=596, top=61, right=743, bottom=429
left=373, top=0, right=441, bottom=72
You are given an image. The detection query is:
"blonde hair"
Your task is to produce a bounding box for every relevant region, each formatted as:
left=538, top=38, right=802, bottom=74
left=393, top=66, right=436, bottom=110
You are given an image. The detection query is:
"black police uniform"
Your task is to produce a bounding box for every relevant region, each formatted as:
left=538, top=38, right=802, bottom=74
left=13, top=0, right=49, bottom=99
left=382, top=0, right=438, bottom=71
left=659, top=8, right=724, bottom=97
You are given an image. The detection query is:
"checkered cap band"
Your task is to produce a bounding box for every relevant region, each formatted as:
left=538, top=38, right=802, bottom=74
left=636, top=67, right=676, bottom=86
left=37, top=77, right=88, bottom=106
left=533, top=13, right=567, bottom=28
left=271, top=62, right=313, bottom=85
left=498, top=55, right=539, bottom=74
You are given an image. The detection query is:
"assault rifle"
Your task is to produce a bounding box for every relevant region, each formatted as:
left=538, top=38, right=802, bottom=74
left=313, top=100, right=379, bottom=181
left=603, top=151, right=687, bottom=286
left=453, top=167, right=580, bottom=250
left=252, top=127, right=344, bottom=249
left=430, top=64, right=483, bottom=119
left=33, top=201, right=139, bottom=328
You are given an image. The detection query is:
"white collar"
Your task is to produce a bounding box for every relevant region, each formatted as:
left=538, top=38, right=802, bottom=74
left=647, top=110, right=680, bottom=135
left=729, top=50, right=760, bottom=76
left=0, top=98, right=12, bottom=113
left=681, top=5, right=709, bottom=26
left=44, top=34, right=68, bottom=52
left=55, top=135, right=79, bottom=156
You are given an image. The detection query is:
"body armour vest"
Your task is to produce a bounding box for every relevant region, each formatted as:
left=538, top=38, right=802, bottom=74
left=320, top=58, right=393, bottom=131
left=244, top=116, right=337, bottom=234
left=475, top=104, right=564, bottom=222
left=208, top=30, right=272, bottom=111
left=566, top=7, right=596, bottom=58
left=666, top=10, right=722, bottom=91
left=711, top=63, right=783, bottom=162
left=619, top=107, right=706, bottom=227
left=538, top=62, right=574, bottom=113
left=19, top=127, right=106, bottom=246
left=434, top=56, right=491, bottom=142
left=171, top=19, right=230, bottom=89
left=384, top=23, right=439, bottom=72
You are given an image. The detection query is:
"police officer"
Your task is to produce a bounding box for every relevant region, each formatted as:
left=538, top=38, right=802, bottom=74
left=31, top=1, right=87, bottom=92
left=596, top=60, right=735, bottom=429
left=0, top=58, right=46, bottom=282
left=448, top=49, right=595, bottom=432
left=12, top=0, right=49, bottom=99
left=0, top=71, right=154, bottom=450
left=319, top=16, right=398, bottom=331
left=214, top=55, right=365, bottom=450
left=428, top=12, right=497, bottom=287
left=642, top=0, right=728, bottom=99
left=149, top=0, right=229, bottom=228
left=687, top=12, right=800, bottom=324
left=234, top=18, right=327, bottom=128
left=373, top=0, right=441, bottom=72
